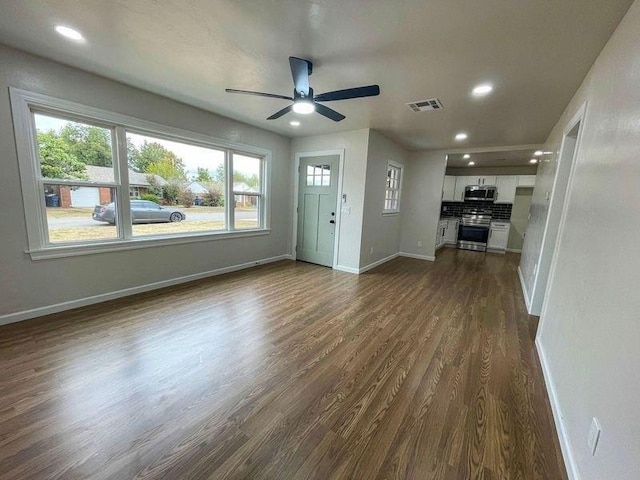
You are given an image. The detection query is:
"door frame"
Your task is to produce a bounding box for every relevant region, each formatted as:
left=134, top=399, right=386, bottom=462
left=536, top=101, right=588, bottom=331
left=292, top=149, right=345, bottom=268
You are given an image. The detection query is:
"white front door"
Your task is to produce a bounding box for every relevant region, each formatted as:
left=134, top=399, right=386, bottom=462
left=296, top=155, right=339, bottom=267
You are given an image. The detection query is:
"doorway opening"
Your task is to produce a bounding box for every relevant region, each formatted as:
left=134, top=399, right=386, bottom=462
left=530, top=107, right=584, bottom=315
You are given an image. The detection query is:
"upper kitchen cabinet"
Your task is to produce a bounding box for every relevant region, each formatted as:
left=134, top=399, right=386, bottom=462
left=477, top=175, right=496, bottom=186
left=442, top=175, right=456, bottom=201
left=517, top=175, right=536, bottom=187
left=453, top=176, right=475, bottom=202
left=495, top=176, right=518, bottom=204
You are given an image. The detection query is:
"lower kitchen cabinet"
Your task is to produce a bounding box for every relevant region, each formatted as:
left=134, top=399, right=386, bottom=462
left=488, top=221, right=510, bottom=252
left=444, top=218, right=459, bottom=245
left=436, top=219, right=448, bottom=250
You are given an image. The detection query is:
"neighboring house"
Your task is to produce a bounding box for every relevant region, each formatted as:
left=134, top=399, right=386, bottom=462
left=47, top=166, right=167, bottom=208
left=233, top=182, right=259, bottom=207
left=185, top=181, right=209, bottom=195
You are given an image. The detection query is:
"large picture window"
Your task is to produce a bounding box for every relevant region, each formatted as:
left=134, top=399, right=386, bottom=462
left=11, top=89, right=270, bottom=259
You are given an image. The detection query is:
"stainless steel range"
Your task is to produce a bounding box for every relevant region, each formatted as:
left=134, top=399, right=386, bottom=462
left=458, top=207, right=492, bottom=252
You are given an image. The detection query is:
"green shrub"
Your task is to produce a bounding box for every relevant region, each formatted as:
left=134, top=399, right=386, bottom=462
left=140, top=193, right=160, bottom=203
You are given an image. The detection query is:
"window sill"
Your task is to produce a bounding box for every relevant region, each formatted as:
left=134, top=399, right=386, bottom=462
left=382, top=211, right=400, bottom=216
left=26, top=228, right=271, bottom=260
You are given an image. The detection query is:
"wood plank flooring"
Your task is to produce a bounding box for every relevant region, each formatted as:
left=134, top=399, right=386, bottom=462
left=0, top=249, right=567, bottom=479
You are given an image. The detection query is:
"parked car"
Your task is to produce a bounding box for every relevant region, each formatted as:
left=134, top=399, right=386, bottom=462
left=92, top=200, right=185, bottom=224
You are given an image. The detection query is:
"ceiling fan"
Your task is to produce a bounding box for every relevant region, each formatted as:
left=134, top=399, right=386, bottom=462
left=225, top=57, right=380, bottom=122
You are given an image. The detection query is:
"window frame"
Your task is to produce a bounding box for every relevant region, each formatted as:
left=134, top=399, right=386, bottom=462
left=383, top=161, right=403, bottom=215
left=10, top=88, right=271, bottom=260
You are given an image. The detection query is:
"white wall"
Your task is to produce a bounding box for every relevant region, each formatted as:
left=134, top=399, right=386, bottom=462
left=291, top=129, right=370, bottom=271
left=508, top=187, right=533, bottom=251
left=359, top=130, right=408, bottom=267
left=521, top=1, right=640, bottom=478
left=0, top=44, right=293, bottom=321
left=399, top=150, right=448, bottom=259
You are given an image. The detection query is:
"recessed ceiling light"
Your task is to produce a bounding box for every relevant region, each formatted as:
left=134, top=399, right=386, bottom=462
left=292, top=101, right=315, bottom=114
left=54, top=25, right=84, bottom=42
left=289, top=120, right=300, bottom=126
left=455, top=132, right=468, bottom=141
left=468, top=161, right=475, bottom=166
left=534, top=150, right=543, bottom=156
left=463, top=154, right=470, bottom=159
left=530, top=159, right=538, bottom=164
left=472, top=84, right=493, bottom=97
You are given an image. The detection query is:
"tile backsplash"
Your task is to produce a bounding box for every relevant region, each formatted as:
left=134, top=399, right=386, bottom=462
left=441, top=201, right=513, bottom=221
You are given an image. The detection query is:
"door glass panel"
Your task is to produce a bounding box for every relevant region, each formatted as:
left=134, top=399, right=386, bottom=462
left=306, top=164, right=331, bottom=186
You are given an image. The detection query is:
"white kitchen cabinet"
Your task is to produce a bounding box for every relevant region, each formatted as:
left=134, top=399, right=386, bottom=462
left=517, top=175, right=536, bottom=187
left=453, top=176, right=474, bottom=202
left=436, top=219, right=448, bottom=250
left=495, top=176, right=518, bottom=204
left=488, top=221, right=510, bottom=252
left=442, top=175, right=456, bottom=201
left=478, top=175, right=496, bottom=186
left=444, top=218, right=459, bottom=245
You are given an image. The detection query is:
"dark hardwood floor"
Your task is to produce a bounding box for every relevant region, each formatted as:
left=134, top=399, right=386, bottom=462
left=0, top=249, right=567, bottom=479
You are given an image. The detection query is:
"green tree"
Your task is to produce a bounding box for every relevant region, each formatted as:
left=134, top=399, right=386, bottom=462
left=60, top=124, right=113, bottom=167
left=146, top=158, right=187, bottom=181
left=193, top=167, right=212, bottom=182
left=130, top=141, right=185, bottom=178
left=214, top=164, right=225, bottom=183
left=233, top=171, right=260, bottom=189
left=37, top=131, right=88, bottom=180
left=127, top=137, right=140, bottom=168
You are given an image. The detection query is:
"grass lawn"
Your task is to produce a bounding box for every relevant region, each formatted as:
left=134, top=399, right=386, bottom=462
left=48, top=220, right=259, bottom=243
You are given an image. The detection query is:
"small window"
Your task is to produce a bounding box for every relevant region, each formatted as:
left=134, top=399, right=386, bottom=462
left=384, top=162, right=403, bottom=214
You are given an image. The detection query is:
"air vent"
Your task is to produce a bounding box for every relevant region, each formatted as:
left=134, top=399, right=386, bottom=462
left=406, top=98, right=444, bottom=112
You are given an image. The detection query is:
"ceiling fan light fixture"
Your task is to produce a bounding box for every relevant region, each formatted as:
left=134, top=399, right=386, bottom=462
left=292, top=101, right=315, bottom=114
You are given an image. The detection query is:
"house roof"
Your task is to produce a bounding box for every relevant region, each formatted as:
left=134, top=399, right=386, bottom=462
left=85, top=165, right=167, bottom=187
left=233, top=182, right=259, bottom=193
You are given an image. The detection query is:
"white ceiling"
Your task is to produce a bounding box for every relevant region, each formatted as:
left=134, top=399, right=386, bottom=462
left=447, top=149, right=543, bottom=168
left=0, top=0, right=632, bottom=151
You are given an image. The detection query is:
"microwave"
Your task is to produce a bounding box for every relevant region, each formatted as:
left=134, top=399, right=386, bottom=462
left=464, top=185, right=497, bottom=202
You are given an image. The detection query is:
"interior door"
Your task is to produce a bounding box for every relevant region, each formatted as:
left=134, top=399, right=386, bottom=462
left=296, top=155, right=339, bottom=267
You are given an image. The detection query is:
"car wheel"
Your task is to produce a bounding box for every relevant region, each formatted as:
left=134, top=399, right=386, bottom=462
left=169, top=212, right=182, bottom=223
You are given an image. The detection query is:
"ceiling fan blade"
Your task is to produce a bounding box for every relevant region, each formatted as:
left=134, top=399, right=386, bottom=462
left=289, top=57, right=311, bottom=97
left=267, top=105, right=293, bottom=120
left=225, top=89, right=293, bottom=101
left=315, top=103, right=345, bottom=122
left=314, top=85, right=380, bottom=102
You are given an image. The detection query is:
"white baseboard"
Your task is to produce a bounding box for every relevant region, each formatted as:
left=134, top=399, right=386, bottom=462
left=536, top=338, right=580, bottom=480
left=358, top=253, right=400, bottom=274
left=506, top=248, right=523, bottom=253
left=0, top=254, right=293, bottom=327
left=517, top=266, right=532, bottom=314
left=399, top=252, right=436, bottom=261
left=333, top=264, right=360, bottom=274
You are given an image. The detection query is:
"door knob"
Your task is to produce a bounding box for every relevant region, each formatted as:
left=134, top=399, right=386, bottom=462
left=329, top=220, right=335, bottom=224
